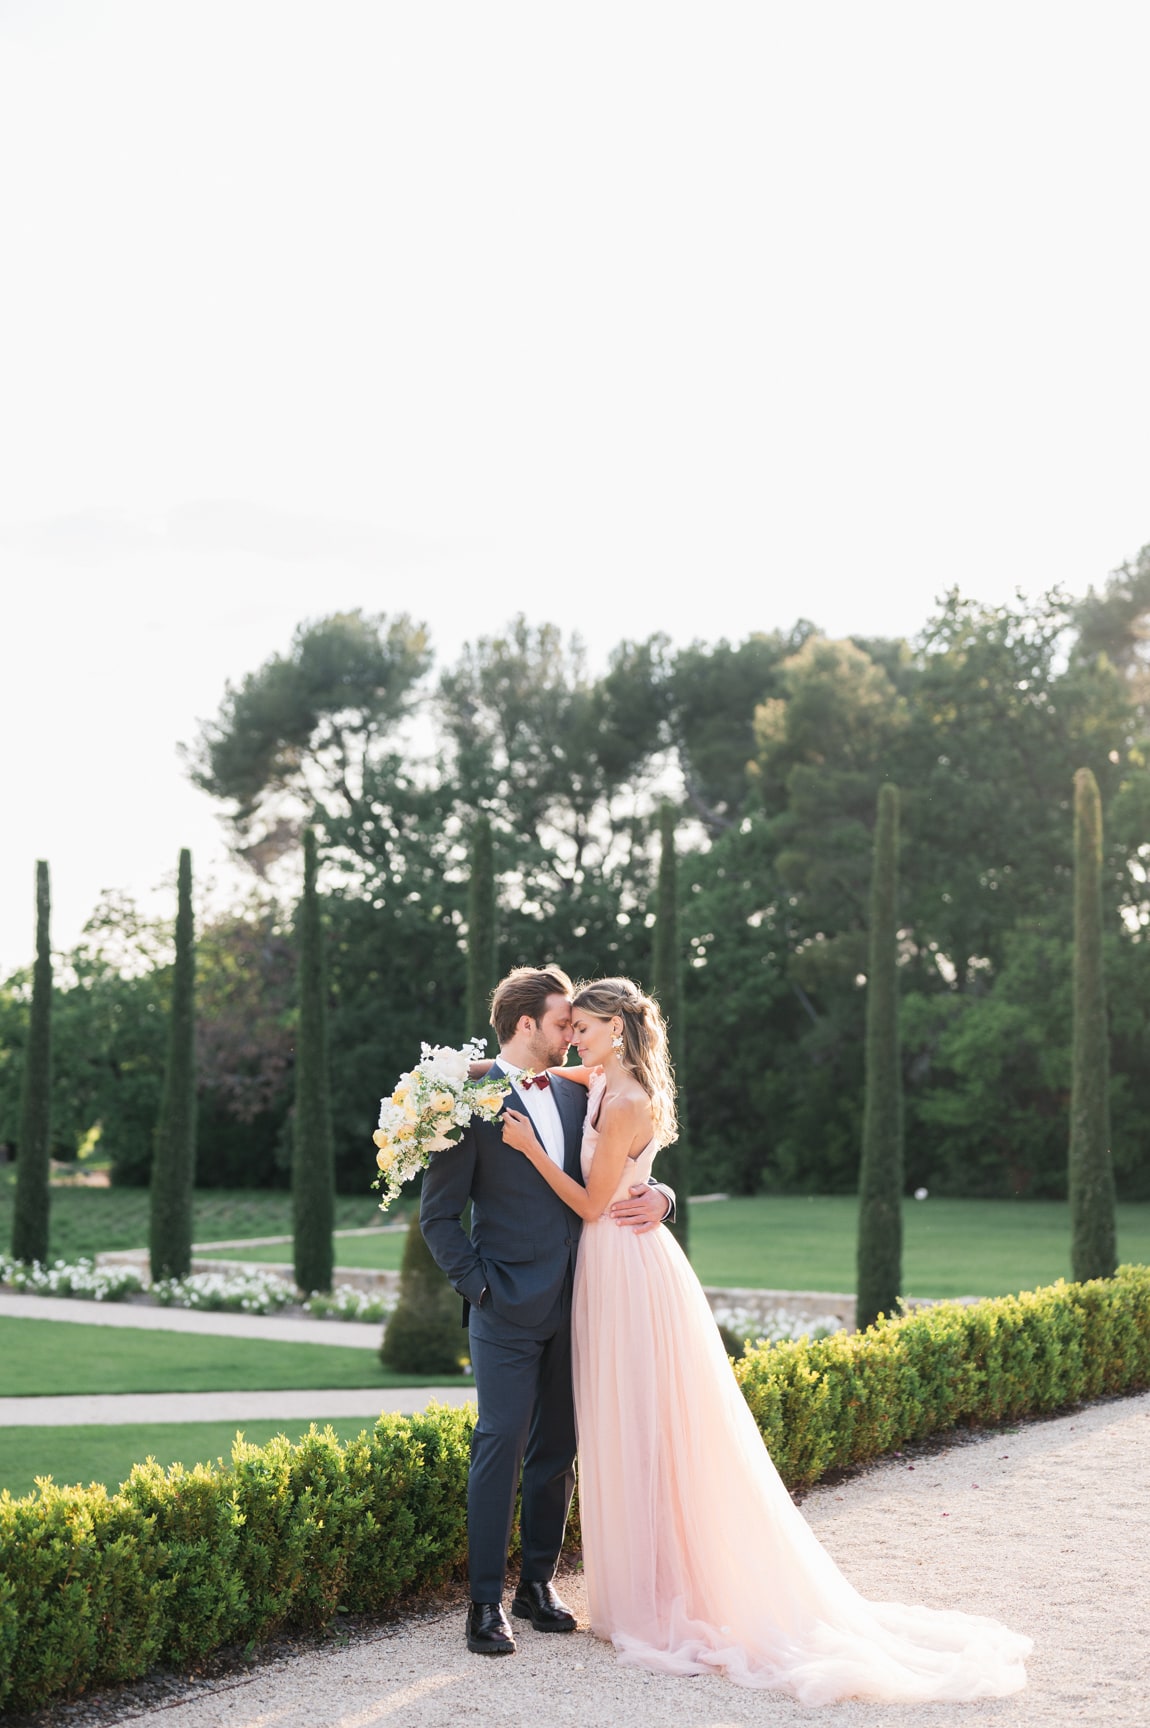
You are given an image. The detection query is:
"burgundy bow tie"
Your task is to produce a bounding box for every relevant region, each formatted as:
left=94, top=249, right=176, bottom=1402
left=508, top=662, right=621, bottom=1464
left=520, top=1073, right=551, bottom=1090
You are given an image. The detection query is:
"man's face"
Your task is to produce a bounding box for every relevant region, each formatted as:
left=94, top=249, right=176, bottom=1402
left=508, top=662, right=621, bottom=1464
left=529, top=993, right=574, bottom=1068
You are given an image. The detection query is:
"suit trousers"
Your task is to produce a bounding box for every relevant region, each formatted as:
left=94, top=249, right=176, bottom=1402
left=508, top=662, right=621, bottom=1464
left=466, top=1277, right=576, bottom=1602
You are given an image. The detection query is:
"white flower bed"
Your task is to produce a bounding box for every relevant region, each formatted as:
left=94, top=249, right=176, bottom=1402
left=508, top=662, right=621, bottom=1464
left=150, top=1268, right=299, bottom=1313
left=1, top=1252, right=396, bottom=1322
left=305, top=1286, right=395, bottom=1324
left=711, top=1301, right=845, bottom=1345
left=0, top=1254, right=144, bottom=1302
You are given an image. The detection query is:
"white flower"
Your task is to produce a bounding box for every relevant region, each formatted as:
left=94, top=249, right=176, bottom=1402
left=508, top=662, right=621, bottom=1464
left=419, top=1042, right=471, bottom=1085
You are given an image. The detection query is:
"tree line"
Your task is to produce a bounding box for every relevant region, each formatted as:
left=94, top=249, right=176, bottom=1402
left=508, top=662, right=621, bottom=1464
left=2, top=547, right=1148, bottom=1210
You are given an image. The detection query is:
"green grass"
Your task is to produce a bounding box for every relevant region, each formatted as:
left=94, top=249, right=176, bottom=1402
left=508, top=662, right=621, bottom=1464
left=208, top=1195, right=1150, bottom=1295
left=202, top=1197, right=1150, bottom=1295
left=209, top=1233, right=407, bottom=1269
left=4, top=1169, right=1148, bottom=1299
left=0, top=1318, right=463, bottom=1397
left=0, top=1418, right=392, bottom=1502
left=687, top=1195, right=1150, bottom=1296
left=0, top=1174, right=385, bottom=1262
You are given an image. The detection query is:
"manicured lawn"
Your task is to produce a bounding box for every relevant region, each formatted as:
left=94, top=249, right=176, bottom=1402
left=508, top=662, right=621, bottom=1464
left=210, top=1196, right=1150, bottom=1296
left=0, top=1318, right=462, bottom=1397
left=0, top=1418, right=394, bottom=1502
left=210, top=1233, right=407, bottom=1270
left=0, top=1174, right=385, bottom=1262
left=687, top=1195, right=1150, bottom=1297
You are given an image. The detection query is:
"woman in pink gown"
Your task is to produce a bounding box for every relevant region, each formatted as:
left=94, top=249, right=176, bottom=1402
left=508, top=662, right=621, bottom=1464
left=499, top=976, right=1032, bottom=1705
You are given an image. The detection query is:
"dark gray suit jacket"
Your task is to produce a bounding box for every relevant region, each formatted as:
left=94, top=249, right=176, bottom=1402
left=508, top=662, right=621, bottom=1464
left=420, top=1065, right=588, bottom=1332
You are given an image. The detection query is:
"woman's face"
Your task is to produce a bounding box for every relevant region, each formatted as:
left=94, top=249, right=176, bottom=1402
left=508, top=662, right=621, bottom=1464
left=572, top=1010, right=615, bottom=1067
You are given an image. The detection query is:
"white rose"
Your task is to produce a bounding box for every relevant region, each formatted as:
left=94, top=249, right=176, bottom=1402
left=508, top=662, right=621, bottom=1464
left=420, top=1044, right=470, bottom=1085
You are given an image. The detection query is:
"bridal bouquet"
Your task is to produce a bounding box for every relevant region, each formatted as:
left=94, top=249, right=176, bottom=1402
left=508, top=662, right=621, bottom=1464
left=372, top=1038, right=511, bottom=1211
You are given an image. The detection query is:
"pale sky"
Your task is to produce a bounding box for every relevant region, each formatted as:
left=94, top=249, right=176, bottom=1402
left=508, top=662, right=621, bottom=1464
left=2, top=1, right=1148, bottom=971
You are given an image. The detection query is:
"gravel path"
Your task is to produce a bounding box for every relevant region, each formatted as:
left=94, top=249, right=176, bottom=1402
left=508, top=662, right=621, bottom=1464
left=0, top=1387, right=476, bottom=1426
left=0, top=1291, right=382, bottom=1348
left=67, top=1388, right=1149, bottom=1728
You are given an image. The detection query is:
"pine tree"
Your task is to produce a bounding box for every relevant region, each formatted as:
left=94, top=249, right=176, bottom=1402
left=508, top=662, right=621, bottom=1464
left=652, top=803, right=690, bottom=1254
left=855, top=783, right=904, bottom=1331
left=12, top=861, right=53, bottom=1263
left=292, top=827, right=336, bottom=1294
left=465, top=813, right=497, bottom=1047
left=1069, top=766, right=1117, bottom=1282
left=380, top=1216, right=466, bottom=1375
left=149, top=849, right=198, bottom=1281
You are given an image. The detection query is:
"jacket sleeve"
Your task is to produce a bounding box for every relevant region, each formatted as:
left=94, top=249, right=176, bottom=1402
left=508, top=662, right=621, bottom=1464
left=419, top=1124, right=488, bottom=1308
left=649, top=1179, right=676, bottom=1223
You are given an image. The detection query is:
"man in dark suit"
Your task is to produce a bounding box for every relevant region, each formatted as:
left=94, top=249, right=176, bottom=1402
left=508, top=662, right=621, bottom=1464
left=420, top=964, right=674, bottom=1656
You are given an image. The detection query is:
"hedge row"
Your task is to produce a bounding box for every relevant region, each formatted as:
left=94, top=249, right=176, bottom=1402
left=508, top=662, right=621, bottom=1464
left=2, top=1265, right=1148, bottom=1711
left=736, top=1263, right=1150, bottom=1488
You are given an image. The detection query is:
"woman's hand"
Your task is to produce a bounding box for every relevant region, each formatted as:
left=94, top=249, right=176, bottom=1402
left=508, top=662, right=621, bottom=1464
left=501, top=1108, right=542, bottom=1158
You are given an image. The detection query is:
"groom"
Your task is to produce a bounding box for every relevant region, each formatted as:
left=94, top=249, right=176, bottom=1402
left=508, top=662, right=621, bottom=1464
left=420, top=964, right=674, bottom=1656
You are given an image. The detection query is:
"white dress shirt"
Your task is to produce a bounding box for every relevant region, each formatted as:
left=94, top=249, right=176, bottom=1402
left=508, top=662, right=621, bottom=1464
left=498, top=1056, right=567, bottom=1169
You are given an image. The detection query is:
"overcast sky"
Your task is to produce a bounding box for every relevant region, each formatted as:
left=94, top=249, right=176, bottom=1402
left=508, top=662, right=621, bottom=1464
left=2, top=1, right=1148, bottom=972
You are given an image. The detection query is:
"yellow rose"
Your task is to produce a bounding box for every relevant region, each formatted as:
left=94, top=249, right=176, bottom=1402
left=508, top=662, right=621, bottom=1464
left=372, top=1129, right=390, bottom=1150
left=431, top=1091, right=454, bottom=1115
left=477, top=1089, right=505, bottom=1111
left=376, top=1147, right=396, bottom=1172
left=393, top=1083, right=410, bottom=1105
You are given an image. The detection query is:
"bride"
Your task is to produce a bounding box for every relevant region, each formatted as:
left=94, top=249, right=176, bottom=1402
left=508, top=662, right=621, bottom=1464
left=498, top=975, right=1032, bottom=1704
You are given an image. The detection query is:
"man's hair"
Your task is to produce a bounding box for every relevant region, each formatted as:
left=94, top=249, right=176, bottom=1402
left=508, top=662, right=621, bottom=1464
left=489, top=965, right=574, bottom=1045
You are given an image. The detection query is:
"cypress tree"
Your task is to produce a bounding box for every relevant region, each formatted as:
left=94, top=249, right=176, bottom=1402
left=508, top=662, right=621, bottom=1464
left=149, top=849, right=198, bottom=1281
left=1069, top=766, right=1117, bottom=1282
left=379, top=1216, right=465, bottom=1375
left=12, top=861, right=53, bottom=1264
left=465, top=813, right=497, bottom=1046
left=651, top=802, right=690, bottom=1254
left=292, top=827, right=336, bottom=1294
left=855, top=782, right=903, bottom=1331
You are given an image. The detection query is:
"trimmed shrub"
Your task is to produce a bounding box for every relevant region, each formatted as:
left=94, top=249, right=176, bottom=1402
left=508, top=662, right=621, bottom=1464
left=149, top=849, right=197, bottom=1281
left=856, top=782, right=903, bottom=1331
left=380, top=1217, right=468, bottom=1376
left=12, top=861, right=53, bottom=1264
left=0, top=1404, right=473, bottom=1714
left=1, top=1271, right=1147, bottom=1711
left=736, top=1262, right=1150, bottom=1489
left=293, top=828, right=336, bottom=1295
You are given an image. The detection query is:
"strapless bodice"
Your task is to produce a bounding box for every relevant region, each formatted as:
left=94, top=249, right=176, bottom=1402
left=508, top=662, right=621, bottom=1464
left=580, top=1074, right=657, bottom=1207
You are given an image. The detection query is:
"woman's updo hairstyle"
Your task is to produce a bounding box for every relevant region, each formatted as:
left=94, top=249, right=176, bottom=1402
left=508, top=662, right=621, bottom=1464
left=571, top=976, right=678, bottom=1149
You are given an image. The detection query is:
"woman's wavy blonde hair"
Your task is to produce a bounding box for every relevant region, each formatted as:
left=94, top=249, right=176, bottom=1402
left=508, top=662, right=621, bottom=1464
left=571, top=976, right=678, bottom=1149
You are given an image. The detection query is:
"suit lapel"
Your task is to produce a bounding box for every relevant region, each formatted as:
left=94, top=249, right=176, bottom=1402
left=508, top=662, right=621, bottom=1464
left=552, top=1076, right=586, bottom=1183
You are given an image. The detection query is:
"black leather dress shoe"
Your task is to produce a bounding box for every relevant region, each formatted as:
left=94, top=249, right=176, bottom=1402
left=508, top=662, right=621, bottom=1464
left=467, top=1601, right=516, bottom=1655
left=511, top=1579, right=577, bottom=1632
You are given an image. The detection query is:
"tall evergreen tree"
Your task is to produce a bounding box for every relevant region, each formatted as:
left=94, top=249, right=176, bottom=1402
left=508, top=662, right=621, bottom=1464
left=292, top=827, right=336, bottom=1294
left=652, top=803, right=690, bottom=1254
left=379, top=1216, right=465, bottom=1375
left=1069, top=767, right=1118, bottom=1281
left=12, top=861, right=53, bottom=1263
left=149, top=849, right=197, bottom=1281
left=855, top=783, right=903, bottom=1331
left=465, top=813, right=497, bottom=1046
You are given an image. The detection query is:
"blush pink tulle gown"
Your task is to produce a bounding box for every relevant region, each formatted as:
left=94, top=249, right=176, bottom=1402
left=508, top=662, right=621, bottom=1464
left=570, top=1077, right=1032, bottom=1704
